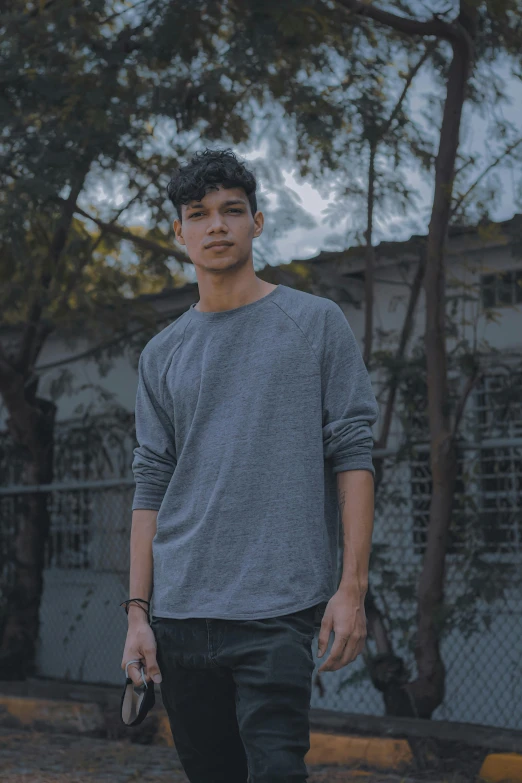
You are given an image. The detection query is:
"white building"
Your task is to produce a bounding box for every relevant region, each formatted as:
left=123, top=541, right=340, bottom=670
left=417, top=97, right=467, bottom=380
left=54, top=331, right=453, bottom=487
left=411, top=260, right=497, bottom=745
left=1, top=214, right=521, bottom=728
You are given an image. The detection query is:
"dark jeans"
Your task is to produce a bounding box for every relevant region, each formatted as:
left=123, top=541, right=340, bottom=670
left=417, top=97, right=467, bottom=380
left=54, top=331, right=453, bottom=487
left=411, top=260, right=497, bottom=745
left=150, top=604, right=318, bottom=783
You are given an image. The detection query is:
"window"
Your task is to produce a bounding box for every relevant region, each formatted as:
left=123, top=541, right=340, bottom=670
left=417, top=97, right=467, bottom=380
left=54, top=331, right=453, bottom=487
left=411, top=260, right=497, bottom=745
left=409, top=370, right=522, bottom=556
left=479, top=447, right=521, bottom=553
left=474, top=373, right=522, bottom=554
left=410, top=448, right=468, bottom=556
left=480, top=269, right=522, bottom=308
left=475, top=372, right=522, bottom=440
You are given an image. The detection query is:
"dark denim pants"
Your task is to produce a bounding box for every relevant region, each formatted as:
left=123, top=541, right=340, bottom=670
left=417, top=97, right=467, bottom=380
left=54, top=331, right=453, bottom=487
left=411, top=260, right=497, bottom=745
left=150, top=603, right=319, bottom=783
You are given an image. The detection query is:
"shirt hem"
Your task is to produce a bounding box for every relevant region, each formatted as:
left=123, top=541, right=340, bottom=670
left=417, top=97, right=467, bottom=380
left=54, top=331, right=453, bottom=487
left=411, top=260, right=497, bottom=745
left=150, top=595, right=331, bottom=621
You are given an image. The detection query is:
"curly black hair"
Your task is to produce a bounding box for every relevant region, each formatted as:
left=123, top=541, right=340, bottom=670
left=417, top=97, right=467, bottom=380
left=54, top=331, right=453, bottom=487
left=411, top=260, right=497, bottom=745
left=167, top=148, right=258, bottom=222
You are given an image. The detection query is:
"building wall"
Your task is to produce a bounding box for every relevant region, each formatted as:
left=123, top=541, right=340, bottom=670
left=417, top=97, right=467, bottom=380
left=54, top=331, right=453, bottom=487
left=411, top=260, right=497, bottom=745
left=2, top=243, right=519, bottom=435
left=1, top=244, right=521, bottom=726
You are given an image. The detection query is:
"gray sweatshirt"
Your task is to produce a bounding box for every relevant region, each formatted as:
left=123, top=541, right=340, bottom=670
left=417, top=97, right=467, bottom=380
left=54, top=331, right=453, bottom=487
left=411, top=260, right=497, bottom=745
left=131, top=283, right=379, bottom=621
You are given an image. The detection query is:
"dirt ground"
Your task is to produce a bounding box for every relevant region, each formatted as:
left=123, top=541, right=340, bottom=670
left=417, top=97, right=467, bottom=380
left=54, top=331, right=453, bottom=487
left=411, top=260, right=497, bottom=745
left=0, top=726, right=447, bottom=783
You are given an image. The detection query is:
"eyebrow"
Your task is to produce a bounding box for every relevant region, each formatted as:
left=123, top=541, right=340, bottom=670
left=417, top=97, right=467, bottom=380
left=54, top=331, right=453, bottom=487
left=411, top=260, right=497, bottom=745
left=186, top=199, right=247, bottom=210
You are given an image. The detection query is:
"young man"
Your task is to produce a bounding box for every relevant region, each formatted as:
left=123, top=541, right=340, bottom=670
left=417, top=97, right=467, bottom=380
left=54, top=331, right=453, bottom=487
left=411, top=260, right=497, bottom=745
left=121, top=148, right=379, bottom=783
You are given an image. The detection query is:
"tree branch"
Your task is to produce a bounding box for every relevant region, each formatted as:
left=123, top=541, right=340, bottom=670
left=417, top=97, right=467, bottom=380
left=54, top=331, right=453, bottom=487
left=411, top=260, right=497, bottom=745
left=381, top=40, right=439, bottom=139
left=29, top=303, right=192, bottom=377
left=70, top=203, right=190, bottom=266
left=15, top=170, right=89, bottom=375
left=98, top=0, right=148, bottom=26
left=452, top=369, right=482, bottom=438
left=375, top=248, right=426, bottom=450
left=25, top=0, right=57, bottom=17
left=51, top=185, right=151, bottom=322
left=334, top=0, right=457, bottom=41
left=0, top=342, right=16, bottom=393
left=451, top=137, right=522, bottom=218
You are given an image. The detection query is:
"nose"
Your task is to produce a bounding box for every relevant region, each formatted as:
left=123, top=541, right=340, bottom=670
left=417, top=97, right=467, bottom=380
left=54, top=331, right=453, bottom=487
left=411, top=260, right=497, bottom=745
left=207, top=212, right=228, bottom=232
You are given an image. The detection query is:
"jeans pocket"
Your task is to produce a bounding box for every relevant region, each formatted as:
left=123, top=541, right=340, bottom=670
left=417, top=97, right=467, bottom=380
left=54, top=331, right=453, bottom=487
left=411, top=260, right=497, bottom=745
left=284, top=607, right=317, bottom=646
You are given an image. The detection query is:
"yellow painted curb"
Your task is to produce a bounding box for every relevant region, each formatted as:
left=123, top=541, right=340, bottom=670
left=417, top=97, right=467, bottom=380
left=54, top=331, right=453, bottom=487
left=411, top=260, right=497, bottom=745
left=0, top=695, right=104, bottom=734
left=305, top=731, right=413, bottom=770
left=479, top=753, right=522, bottom=783
left=156, top=712, right=175, bottom=746
left=157, top=715, right=411, bottom=771
left=0, top=694, right=412, bottom=774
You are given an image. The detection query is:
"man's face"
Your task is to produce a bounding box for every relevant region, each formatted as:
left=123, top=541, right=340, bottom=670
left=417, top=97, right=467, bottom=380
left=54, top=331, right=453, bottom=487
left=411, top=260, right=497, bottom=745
left=173, top=185, right=263, bottom=272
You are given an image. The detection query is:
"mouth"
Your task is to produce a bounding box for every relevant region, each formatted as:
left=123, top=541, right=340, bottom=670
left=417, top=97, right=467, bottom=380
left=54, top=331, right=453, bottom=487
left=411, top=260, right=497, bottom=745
left=206, top=243, right=233, bottom=250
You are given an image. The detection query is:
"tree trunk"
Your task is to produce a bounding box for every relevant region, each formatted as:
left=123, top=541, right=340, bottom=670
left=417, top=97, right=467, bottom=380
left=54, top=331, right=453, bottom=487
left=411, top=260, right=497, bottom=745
left=363, top=143, right=377, bottom=366
left=335, top=0, right=481, bottom=720
left=364, top=468, right=418, bottom=717
left=359, top=246, right=425, bottom=716
left=406, top=11, right=476, bottom=718
left=0, top=382, right=56, bottom=679
left=0, top=160, right=90, bottom=678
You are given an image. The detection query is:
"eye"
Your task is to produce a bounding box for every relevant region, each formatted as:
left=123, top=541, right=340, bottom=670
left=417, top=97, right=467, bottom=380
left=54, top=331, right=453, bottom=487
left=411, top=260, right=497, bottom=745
left=189, top=209, right=243, bottom=218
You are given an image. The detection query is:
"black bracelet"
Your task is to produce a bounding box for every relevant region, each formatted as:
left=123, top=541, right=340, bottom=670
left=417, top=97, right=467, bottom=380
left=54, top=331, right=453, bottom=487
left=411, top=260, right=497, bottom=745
left=120, top=598, right=150, bottom=616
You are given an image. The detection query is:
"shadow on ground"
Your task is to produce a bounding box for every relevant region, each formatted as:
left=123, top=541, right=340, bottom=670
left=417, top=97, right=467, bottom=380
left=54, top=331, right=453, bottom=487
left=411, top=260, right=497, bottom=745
left=0, top=726, right=455, bottom=783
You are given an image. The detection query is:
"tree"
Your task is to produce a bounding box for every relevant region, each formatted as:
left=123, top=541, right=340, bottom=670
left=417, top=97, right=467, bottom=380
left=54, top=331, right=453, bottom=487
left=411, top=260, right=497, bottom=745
left=326, top=0, right=522, bottom=718
left=0, top=0, right=365, bottom=678
left=228, top=0, right=522, bottom=717
left=0, top=0, right=293, bottom=677
left=2, top=0, right=521, bottom=703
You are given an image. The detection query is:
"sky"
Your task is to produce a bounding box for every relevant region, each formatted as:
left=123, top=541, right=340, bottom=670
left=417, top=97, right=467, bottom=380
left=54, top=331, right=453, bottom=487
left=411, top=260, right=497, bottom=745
left=88, top=7, right=522, bottom=286
left=175, top=59, right=522, bottom=285
left=265, top=66, right=522, bottom=261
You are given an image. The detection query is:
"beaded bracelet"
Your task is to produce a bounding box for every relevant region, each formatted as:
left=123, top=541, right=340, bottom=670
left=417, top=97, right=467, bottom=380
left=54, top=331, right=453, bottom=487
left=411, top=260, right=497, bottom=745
left=120, top=598, right=150, bottom=616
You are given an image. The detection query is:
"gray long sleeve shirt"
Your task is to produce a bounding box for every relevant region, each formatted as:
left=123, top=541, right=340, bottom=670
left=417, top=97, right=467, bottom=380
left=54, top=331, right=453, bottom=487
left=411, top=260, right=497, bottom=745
left=131, top=283, right=379, bottom=621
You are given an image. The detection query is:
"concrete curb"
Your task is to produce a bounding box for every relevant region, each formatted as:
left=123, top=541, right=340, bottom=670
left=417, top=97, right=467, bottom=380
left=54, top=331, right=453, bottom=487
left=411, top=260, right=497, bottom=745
left=156, top=713, right=414, bottom=771
left=306, top=731, right=412, bottom=769
left=0, top=693, right=413, bottom=772
left=479, top=753, right=522, bottom=783
left=0, top=694, right=105, bottom=735
left=2, top=693, right=522, bottom=780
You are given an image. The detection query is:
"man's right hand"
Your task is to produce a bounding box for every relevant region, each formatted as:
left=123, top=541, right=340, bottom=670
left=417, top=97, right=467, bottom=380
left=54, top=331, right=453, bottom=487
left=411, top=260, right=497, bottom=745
left=121, top=619, right=162, bottom=686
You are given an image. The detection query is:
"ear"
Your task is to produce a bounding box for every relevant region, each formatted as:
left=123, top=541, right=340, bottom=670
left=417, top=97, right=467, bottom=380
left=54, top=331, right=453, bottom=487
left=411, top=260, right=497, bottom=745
left=253, top=211, right=264, bottom=239
left=173, top=219, right=185, bottom=246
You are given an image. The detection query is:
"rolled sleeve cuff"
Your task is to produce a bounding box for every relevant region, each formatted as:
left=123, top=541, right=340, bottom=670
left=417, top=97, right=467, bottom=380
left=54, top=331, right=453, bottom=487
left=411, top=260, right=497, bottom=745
left=132, top=482, right=167, bottom=511
left=332, top=458, right=375, bottom=476
left=331, top=445, right=375, bottom=476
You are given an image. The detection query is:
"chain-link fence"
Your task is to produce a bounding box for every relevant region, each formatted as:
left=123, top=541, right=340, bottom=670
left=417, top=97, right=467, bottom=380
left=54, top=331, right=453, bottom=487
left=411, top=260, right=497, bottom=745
left=1, top=436, right=521, bottom=730
left=334, top=440, right=522, bottom=730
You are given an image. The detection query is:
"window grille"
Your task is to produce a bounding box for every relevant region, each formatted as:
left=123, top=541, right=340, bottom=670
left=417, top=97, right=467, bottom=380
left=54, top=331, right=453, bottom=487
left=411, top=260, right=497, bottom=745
left=475, top=372, right=522, bottom=553
left=480, top=269, right=522, bottom=308
left=410, top=371, right=522, bottom=556
left=410, top=448, right=468, bottom=556
left=475, top=372, right=522, bottom=440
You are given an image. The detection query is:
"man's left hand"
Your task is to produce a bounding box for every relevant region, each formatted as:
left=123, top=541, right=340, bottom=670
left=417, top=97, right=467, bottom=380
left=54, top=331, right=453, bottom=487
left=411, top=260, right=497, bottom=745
left=316, top=589, right=367, bottom=673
